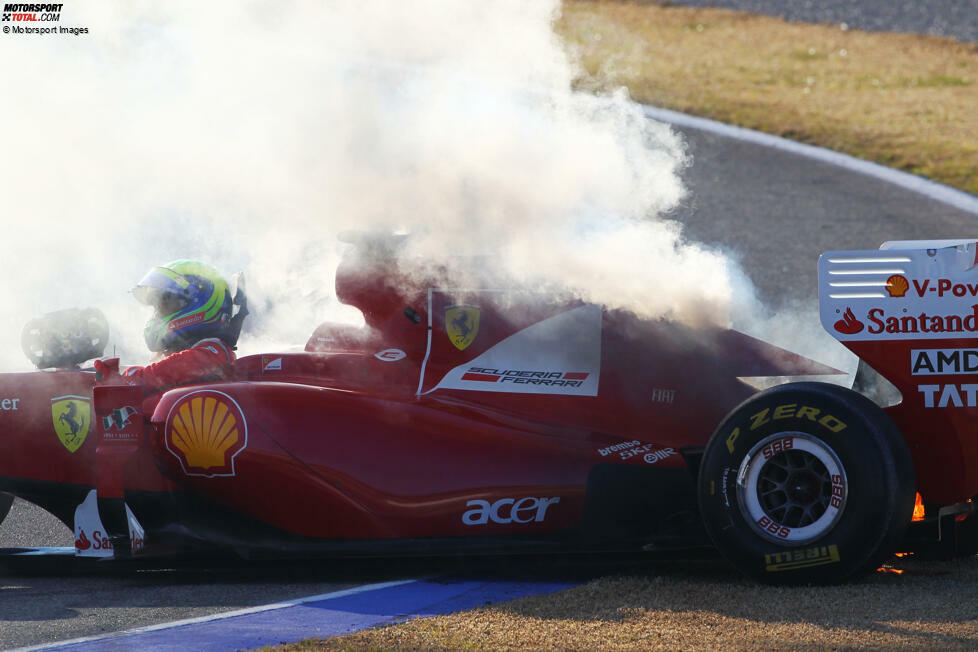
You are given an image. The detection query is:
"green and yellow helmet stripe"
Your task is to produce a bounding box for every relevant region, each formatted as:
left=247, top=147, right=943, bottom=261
left=135, top=259, right=233, bottom=353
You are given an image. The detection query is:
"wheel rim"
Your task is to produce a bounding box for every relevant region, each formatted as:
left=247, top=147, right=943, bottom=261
left=736, top=433, right=848, bottom=544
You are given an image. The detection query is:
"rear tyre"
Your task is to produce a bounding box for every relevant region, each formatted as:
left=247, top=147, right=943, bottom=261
left=698, top=382, right=915, bottom=584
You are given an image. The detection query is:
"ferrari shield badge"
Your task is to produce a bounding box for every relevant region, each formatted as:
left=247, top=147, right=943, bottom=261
left=52, top=394, right=91, bottom=453
left=445, top=305, right=480, bottom=351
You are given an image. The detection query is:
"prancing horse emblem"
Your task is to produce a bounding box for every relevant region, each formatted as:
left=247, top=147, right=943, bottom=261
left=445, top=305, right=480, bottom=351
left=52, top=394, right=91, bottom=453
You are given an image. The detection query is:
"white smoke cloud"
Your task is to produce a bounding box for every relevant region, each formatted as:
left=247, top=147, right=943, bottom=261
left=0, top=0, right=762, bottom=370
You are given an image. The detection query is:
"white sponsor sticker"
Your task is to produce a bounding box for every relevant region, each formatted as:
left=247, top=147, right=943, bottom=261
left=597, top=440, right=640, bottom=457
left=644, top=447, right=677, bottom=464
left=911, top=348, right=978, bottom=375
left=126, top=504, right=146, bottom=554
left=430, top=304, right=602, bottom=396
left=918, top=383, right=978, bottom=408
left=0, top=396, right=20, bottom=411
left=651, top=388, right=676, bottom=404
left=374, top=349, right=407, bottom=362
left=819, top=244, right=978, bottom=342
left=620, top=443, right=658, bottom=461
left=73, top=489, right=113, bottom=558
left=462, top=496, right=560, bottom=525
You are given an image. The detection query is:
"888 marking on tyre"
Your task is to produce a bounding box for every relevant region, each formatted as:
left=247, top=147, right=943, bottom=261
left=738, top=433, right=847, bottom=544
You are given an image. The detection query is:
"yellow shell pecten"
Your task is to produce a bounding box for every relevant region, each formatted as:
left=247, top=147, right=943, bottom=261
left=169, top=395, right=239, bottom=470
left=886, top=274, right=910, bottom=298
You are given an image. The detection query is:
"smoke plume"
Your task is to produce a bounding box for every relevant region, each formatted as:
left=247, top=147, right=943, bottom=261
left=0, top=0, right=765, bottom=369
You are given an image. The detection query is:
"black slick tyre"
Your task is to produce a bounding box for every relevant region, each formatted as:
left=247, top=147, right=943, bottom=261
left=698, top=382, right=915, bottom=585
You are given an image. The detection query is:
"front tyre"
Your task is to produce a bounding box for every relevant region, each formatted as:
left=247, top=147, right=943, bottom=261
left=698, top=382, right=915, bottom=584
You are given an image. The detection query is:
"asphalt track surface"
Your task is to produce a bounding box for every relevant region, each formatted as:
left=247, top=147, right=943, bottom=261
left=3, top=112, right=977, bottom=649
left=668, top=0, right=978, bottom=43
left=669, top=122, right=978, bottom=310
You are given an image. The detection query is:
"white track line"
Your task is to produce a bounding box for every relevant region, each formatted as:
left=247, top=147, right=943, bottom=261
left=16, top=578, right=418, bottom=652
left=643, top=105, right=978, bottom=217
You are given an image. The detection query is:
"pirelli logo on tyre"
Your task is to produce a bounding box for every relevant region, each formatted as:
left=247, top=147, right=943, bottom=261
left=725, top=403, right=847, bottom=454
left=764, top=544, right=841, bottom=572
left=748, top=404, right=847, bottom=433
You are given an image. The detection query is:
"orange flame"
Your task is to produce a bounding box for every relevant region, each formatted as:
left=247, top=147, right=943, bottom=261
left=912, top=492, right=925, bottom=521
left=958, top=498, right=974, bottom=523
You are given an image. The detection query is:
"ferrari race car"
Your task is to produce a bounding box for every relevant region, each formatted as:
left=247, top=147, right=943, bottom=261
left=1, top=235, right=977, bottom=585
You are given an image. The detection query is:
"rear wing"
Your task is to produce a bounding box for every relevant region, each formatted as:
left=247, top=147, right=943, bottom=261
left=819, top=239, right=978, bottom=343
left=819, top=238, right=978, bottom=505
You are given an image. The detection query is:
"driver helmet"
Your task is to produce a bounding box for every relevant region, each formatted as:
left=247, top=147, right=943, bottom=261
left=133, top=260, right=233, bottom=353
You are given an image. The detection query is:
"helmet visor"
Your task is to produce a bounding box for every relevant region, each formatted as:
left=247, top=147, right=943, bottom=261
left=133, top=267, right=193, bottom=314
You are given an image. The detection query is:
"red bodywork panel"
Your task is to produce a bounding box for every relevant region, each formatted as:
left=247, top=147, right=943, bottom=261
left=0, top=253, right=840, bottom=557
left=848, top=338, right=978, bottom=505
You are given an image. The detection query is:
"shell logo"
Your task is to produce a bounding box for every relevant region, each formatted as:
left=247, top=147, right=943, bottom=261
left=164, top=390, right=247, bottom=478
left=886, top=274, right=909, bottom=298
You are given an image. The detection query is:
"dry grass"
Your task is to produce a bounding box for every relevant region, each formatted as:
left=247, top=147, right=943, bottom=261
left=272, top=555, right=978, bottom=651
left=557, top=0, right=978, bottom=195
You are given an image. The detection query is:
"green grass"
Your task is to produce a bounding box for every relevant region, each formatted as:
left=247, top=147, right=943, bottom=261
left=558, top=0, right=978, bottom=195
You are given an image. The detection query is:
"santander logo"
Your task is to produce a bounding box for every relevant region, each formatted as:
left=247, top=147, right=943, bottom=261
left=75, top=528, right=113, bottom=551
left=74, top=529, right=91, bottom=550
left=833, top=307, right=864, bottom=335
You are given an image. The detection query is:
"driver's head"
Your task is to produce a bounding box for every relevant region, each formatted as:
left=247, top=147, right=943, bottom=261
left=133, top=260, right=232, bottom=354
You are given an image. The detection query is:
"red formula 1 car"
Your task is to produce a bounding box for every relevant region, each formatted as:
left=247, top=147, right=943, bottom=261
left=1, top=236, right=976, bottom=584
